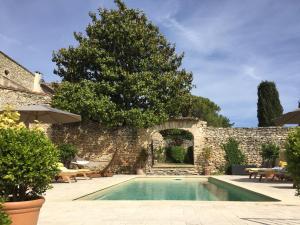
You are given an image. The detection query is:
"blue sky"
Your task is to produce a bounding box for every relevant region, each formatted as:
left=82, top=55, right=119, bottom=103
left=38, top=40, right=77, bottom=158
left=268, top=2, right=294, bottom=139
left=1, top=0, right=299, bottom=127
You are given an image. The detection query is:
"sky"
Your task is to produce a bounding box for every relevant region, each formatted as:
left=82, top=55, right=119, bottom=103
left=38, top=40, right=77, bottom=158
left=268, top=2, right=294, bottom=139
left=1, top=0, right=299, bottom=127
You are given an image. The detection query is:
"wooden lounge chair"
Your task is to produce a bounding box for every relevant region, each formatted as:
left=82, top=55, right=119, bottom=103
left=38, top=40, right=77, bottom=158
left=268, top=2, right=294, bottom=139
left=57, top=163, right=92, bottom=183
left=245, top=167, right=267, bottom=179
left=258, top=168, right=276, bottom=181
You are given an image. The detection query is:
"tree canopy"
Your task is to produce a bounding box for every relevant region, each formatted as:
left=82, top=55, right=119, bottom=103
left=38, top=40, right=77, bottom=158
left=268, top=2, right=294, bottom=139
left=52, top=0, right=192, bottom=127
left=52, top=0, right=231, bottom=128
left=181, top=95, right=232, bottom=127
left=257, top=81, right=283, bottom=127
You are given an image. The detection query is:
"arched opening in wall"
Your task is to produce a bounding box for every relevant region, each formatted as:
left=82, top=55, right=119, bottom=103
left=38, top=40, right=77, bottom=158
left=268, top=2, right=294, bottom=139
left=152, top=129, right=194, bottom=166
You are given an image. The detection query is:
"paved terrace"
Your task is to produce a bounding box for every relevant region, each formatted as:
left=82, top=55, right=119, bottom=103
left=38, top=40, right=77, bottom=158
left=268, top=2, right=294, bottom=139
left=39, top=175, right=300, bottom=225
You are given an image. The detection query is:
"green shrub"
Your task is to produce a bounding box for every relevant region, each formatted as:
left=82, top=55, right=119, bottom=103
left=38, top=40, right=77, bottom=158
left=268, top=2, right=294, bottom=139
left=154, top=147, right=166, bottom=163
left=285, top=127, right=300, bottom=196
left=0, top=128, right=59, bottom=201
left=222, top=138, right=245, bottom=174
left=58, top=143, right=78, bottom=168
left=260, top=142, right=280, bottom=167
left=0, top=198, right=11, bottom=225
left=167, top=146, right=186, bottom=163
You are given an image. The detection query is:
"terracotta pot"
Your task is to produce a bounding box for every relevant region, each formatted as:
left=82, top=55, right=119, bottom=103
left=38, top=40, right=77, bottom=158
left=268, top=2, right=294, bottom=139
left=3, top=197, right=45, bottom=225
left=136, top=168, right=145, bottom=175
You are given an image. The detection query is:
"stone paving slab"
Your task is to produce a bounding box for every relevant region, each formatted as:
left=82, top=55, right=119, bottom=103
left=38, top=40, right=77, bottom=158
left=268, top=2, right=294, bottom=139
left=39, top=175, right=300, bottom=225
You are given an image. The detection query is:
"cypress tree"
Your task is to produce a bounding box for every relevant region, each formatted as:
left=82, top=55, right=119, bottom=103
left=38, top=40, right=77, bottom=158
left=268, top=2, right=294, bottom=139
left=257, top=81, right=283, bottom=127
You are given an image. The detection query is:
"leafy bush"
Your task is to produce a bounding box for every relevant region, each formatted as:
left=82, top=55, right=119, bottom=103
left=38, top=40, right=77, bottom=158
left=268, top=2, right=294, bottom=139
left=167, top=146, right=186, bottom=163
left=154, top=147, right=166, bottom=163
left=260, top=142, right=280, bottom=167
left=0, top=109, right=59, bottom=202
left=0, top=198, right=11, bottom=225
left=58, top=143, right=78, bottom=168
left=160, top=129, right=193, bottom=143
left=285, top=127, right=300, bottom=196
left=222, top=138, right=245, bottom=174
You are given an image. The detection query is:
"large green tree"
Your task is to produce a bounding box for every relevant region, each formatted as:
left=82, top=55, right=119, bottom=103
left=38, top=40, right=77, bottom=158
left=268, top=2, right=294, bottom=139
left=257, top=81, right=283, bottom=127
left=52, top=0, right=192, bottom=127
left=181, top=95, right=232, bottom=127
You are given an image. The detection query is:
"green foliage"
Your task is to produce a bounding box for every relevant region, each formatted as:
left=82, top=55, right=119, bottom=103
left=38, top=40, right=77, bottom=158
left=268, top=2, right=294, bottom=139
left=160, top=129, right=193, bottom=145
left=260, top=142, right=280, bottom=167
left=52, top=0, right=192, bottom=128
left=222, top=138, right=245, bottom=174
left=154, top=147, right=166, bottom=163
left=0, top=128, right=59, bottom=202
left=58, top=143, right=78, bottom=168
left=257, top=81, right=283, bottom=127
left=285, top=127, right=300, bottom=196
left=0, top=198, right=11, bottom=225
left=167, top=146, right=186, bottom=163
left=181, top=95, right=233, bottom=127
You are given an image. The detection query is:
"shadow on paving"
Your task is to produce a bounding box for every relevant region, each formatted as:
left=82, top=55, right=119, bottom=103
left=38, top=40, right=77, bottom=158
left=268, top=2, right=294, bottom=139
left=240, top=218, right=300, bottom=225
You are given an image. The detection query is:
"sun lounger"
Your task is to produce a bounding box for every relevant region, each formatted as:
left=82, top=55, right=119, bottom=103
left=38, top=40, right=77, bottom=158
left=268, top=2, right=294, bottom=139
left=245, top=168, right=266, bottom=179
left=57, top=163, right=92, bottom=183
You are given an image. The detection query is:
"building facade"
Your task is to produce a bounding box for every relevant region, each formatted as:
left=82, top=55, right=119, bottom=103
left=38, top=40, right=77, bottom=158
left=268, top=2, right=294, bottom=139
left=0, top=51, right=53, bottom=108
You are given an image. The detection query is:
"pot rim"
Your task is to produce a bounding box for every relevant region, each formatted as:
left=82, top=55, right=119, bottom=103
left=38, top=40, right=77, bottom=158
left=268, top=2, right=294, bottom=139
left=3, top=196, right=45, bottom=210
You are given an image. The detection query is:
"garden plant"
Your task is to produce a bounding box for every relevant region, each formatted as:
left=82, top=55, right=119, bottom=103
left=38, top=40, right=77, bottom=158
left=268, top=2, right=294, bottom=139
left=0, top=198, right=11, bottom=225
left=58, top=143, right=78, bottom=168
left=222, top=138, right=245, bottom=174
left=285, top=127, right=300, bottom=196
left=260, top=142, right=280, bottom=167
left=167, top=146, right=186, bottom=163
left=0, top=107, right=59, bottom=224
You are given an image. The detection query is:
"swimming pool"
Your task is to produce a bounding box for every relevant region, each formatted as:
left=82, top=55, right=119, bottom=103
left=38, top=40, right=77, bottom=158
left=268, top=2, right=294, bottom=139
left=77, top=177, right=279, bottom=201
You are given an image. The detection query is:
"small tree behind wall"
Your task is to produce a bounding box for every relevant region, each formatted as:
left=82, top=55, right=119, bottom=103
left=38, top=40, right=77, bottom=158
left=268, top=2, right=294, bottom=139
left=257, top=81, right=283, bottom=127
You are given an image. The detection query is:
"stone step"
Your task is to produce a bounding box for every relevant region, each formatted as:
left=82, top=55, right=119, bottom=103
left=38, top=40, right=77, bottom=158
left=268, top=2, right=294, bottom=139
left=147, top=167, right=199, bottom=175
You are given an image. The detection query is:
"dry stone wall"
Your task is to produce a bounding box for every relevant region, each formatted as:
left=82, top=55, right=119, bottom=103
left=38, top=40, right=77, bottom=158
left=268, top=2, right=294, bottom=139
left=50, top=119, right=290, bottom=175
left=51, top=122, right=149, bottom=174
left=204, top=127, right=290, bottom=173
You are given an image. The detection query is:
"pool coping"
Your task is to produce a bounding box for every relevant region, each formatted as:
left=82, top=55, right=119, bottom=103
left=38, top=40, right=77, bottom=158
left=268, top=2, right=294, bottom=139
left=74, top=175, right=288, bottom=202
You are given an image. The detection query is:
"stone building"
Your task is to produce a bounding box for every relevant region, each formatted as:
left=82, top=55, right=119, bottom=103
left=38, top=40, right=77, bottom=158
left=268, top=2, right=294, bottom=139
left=0, top=51, right=53, bottom=108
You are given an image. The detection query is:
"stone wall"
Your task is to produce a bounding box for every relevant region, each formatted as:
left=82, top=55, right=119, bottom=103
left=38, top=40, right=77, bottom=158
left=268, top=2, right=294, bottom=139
left=0, top=52, right=35, bottom=90
left=204, top=127, right=290, bottom=173
left=51, top=122, right=149, bottom=174
left=50, top=119, right=290, bottom=175
left=0, top=87, right=51, bottom=108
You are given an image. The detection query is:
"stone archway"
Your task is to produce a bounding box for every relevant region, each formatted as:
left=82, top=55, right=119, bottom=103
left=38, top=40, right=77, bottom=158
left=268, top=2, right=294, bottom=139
left=145, top=118, right=207, bottom=175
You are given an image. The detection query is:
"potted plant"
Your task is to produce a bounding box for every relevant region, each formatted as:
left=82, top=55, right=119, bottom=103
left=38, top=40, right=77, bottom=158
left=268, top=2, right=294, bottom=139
left=58, top=143, right=78, bottom=168
left=203, top=147, right=212, bottom=175
left=0, top=198, right=11, bottom=225
left=260, top=142, right=280, bottom=168
left=0, top=108, right=58, bottom=225
left=222, top=138, right=246, bottom=175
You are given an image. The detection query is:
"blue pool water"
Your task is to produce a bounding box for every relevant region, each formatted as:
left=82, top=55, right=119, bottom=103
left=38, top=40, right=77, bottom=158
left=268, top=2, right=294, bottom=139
left=77, top=177, right=278, bottom=201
